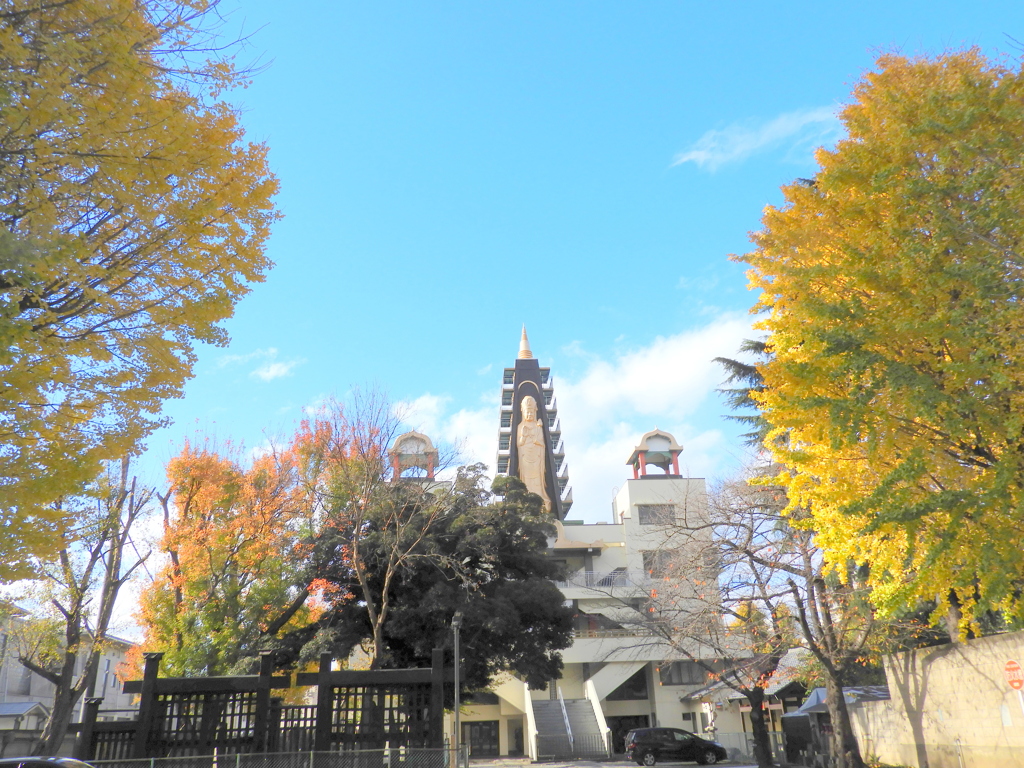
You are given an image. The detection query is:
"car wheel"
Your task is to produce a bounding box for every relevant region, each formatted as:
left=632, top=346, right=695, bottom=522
left=697, top=749, right=718, bottom=765
left=641, top=751, right=657, bottom=766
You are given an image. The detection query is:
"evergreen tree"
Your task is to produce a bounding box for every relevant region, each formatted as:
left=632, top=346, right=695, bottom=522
left=277, top=472, right=574, bottom=692
left=714, top=339, right=771, bottom=447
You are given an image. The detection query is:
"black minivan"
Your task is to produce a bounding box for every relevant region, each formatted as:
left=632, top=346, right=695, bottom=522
left=624, top=727, right=727, bottom=766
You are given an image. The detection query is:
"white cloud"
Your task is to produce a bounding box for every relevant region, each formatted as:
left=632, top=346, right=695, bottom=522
left=564, top=425, right=730, bottom=521
left=556, top=313, right=753, bottom=439
left=395, top=393, right=496, bottom=475
left=218, top=347, right=305, bottom=381
left=251, top=359, right=303, bottom=381
left=672, top=106, right=843, bottom=171
left=395, top=393, right=451, bottom=434
left=677, top=274, right=719, bottom=292
left=303, top=393, right=328, bottom=416
left=218, top=347, right=277, bottom=368
left=397, top=313, right=755, bottom=522
left=250, top=438, right=287, bottom=460
left=553, top=314, right=754, bottom=517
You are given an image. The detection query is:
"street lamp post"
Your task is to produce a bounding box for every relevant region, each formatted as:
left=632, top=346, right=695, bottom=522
left=452, top=611, right=463, bottom=763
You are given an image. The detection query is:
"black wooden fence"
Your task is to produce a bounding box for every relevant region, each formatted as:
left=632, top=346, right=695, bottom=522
left=77, top=650, right=446, bottom=761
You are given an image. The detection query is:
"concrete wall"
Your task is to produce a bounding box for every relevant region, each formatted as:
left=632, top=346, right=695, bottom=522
left=850, top=631, right=1024, bottom=768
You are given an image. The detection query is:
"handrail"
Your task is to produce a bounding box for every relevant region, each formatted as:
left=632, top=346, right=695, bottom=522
left=557, top=686, right=574, bottom=751
left=523, top=682, right=539, bottom=761
left=584, top=678, right=612, bottom=758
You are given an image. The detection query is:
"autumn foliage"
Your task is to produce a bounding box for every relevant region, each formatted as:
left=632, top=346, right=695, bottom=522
left=140, top=440, right=311, bottom=675
left=743, top=49, right=1024, bottom=633
left=139, top=397, right=574, bottom=688
left=0, top=0, right=279, bottom=572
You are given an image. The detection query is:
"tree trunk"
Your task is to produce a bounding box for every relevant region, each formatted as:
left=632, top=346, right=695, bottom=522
left=32, top=651, right=81, bottom=755
left=944, top=588, right=964, bottom=642
left=824, top=673, right=864, bottom=768
left=744, top=688, right=775, bottom=768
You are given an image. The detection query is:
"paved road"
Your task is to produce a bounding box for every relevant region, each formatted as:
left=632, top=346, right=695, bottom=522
left=467, top=759, right=758, bottom=768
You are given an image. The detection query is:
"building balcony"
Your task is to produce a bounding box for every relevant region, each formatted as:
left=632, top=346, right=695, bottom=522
left=571, top=627, right=655, bottom=639
left=554, top=570, right=652, bottom=590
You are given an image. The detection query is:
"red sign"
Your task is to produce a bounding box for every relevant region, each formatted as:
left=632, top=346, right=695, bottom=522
left=1005, top=660, right=1024, bottom=690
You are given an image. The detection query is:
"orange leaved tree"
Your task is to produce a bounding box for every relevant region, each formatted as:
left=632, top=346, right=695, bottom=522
left=139, top=439, right=310, bottom=675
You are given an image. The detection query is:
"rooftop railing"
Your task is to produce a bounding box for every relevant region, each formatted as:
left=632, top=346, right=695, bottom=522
left=554, top=570, right=652, bottom=589
left=570, top=627, right=655, bottom=639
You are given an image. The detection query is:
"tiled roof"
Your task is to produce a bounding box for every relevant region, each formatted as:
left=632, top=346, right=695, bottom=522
left=782, top=685, right=890, bottom=716
left=680, top=647, right=811, bottom=702
left=0, top=701, right=48, bottom=717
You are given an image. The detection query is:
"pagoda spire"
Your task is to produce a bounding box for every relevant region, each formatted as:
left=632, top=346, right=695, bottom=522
left=497, top=329, right=572, bottom=517
left=518, top=325, right=533, bottom=359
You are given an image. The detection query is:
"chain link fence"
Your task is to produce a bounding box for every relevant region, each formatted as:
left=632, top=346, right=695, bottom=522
left=93, top=748, right=468, bottom=768
left=712, top=731, right=786, bottom=764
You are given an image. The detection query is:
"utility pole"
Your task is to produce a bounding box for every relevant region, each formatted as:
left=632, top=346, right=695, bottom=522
left=452, top=611, right=463, bottom=763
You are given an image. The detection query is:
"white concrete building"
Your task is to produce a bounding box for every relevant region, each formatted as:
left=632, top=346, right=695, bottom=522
left=452, top=333, right=738, bottom=760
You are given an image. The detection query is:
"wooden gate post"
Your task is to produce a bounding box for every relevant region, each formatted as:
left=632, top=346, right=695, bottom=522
left=253, top=651, right=275, bottom=752
left=313, top=652, right=334, bottom=752
left=132, top=652, right=163, bottom=758
left=430, top=649, right=444, bottom=748
left=75, top=697, right=103, bottom=760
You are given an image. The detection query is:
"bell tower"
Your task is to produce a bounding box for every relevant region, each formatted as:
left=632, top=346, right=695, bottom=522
left=626, top=428, right=683, bottom=478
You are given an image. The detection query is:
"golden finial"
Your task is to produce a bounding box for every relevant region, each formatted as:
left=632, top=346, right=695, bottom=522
left=518, top=325, right=533, bottom=359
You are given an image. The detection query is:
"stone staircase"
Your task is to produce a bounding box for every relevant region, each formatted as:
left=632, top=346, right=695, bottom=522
left=532, top=698, right=607, bottom=759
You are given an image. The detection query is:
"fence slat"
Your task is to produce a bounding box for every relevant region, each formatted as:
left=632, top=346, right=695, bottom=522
left=91, top=651, right=445, bottom=760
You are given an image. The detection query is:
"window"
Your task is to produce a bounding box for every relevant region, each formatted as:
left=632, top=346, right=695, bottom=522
left=503, top=370, right=514, bottom=385
left=497, top=458, right=509, bottom=473
left=11, top=664, right=32, bottom=695
left=637, top=504, right=675, bottom=525
left=499, top=435, right=510, bottom=451
left=500, top=413, right=511, bottom=428
left=642, top=550, right=673, bottom=578
left=659, top=661, right=707, bottom=686
left=502, top=391, right=513, bottom=406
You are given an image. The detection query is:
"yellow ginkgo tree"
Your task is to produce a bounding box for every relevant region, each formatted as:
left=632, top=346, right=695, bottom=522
left=0, top=0, right=279, bottom=575
left=743, top=49, right=1024, bottom=636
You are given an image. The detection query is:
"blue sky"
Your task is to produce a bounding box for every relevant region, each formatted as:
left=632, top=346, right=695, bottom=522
left=140, top=1, right=1024, bottom=523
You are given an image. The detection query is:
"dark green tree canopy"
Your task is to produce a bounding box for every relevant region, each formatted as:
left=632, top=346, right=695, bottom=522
left=277, top=470, right=573, bottom=692
left=714, top=338, right=772, bottom=448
